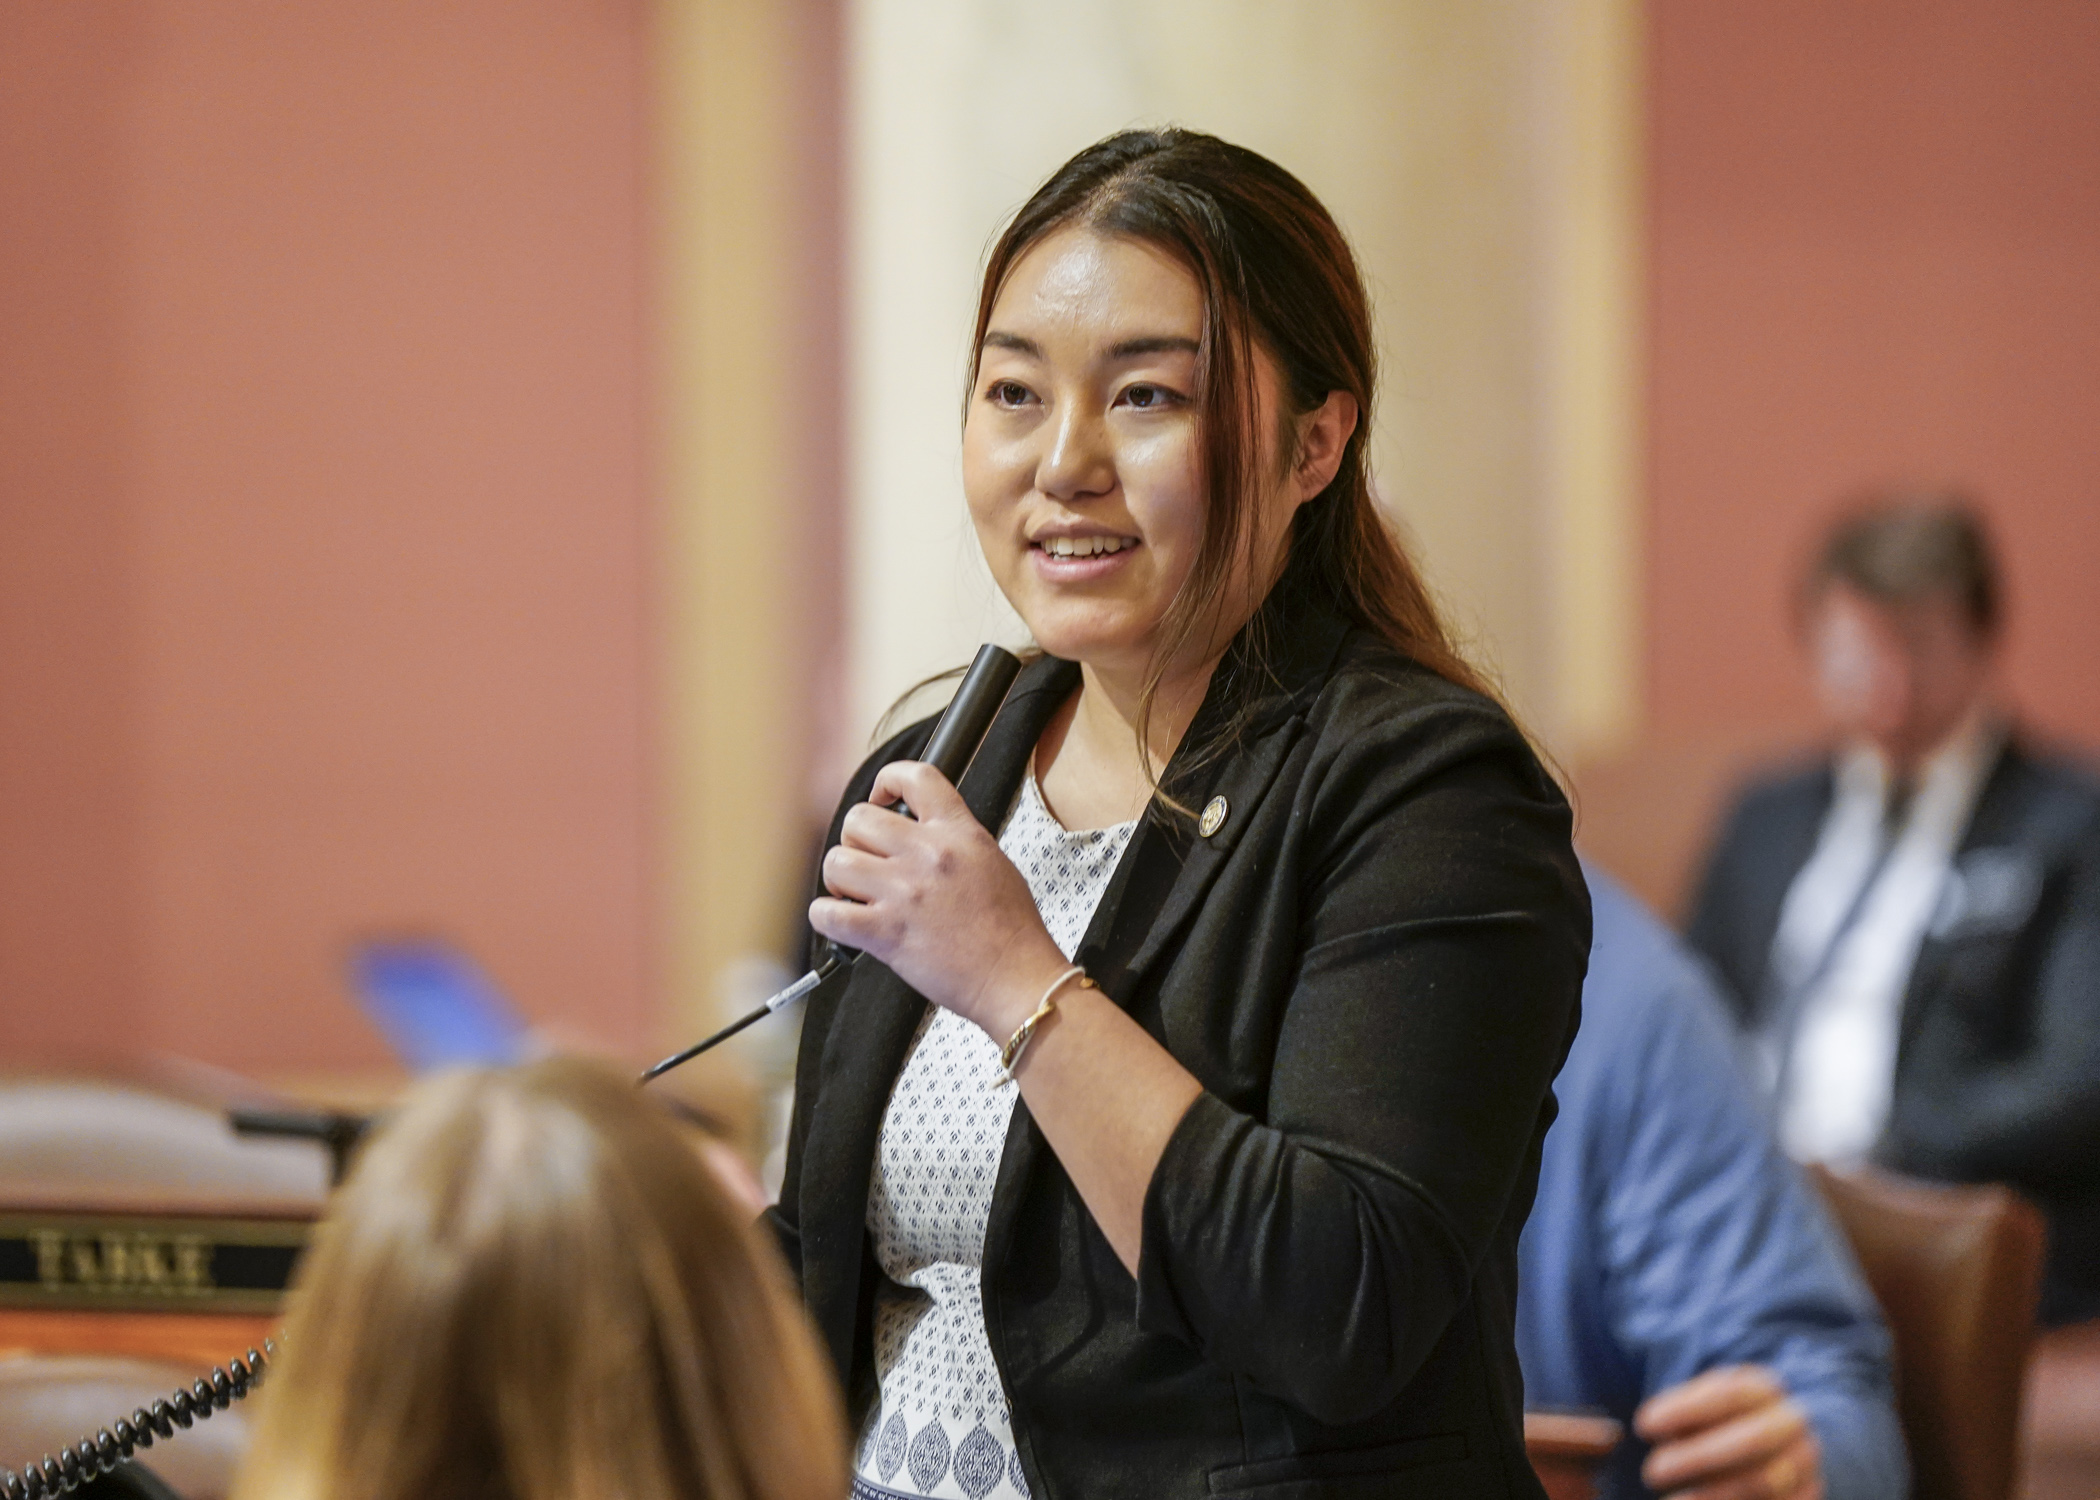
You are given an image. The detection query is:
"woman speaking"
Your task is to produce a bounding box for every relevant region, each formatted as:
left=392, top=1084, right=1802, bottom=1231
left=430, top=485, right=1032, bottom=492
left=774, top=130, right=1589, bottom=1500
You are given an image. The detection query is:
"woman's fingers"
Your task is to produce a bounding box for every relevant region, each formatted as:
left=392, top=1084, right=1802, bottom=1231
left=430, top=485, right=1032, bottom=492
left=808, top=894, right=884, bottom=950
left=838, top=799, right=914, bottom=855
left=867, top=760, right=971, bottom=822
left=820, top=843, right=888, bottom=903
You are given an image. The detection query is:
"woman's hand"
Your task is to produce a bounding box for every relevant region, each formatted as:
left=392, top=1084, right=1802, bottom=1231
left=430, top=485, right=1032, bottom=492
left=814, top=758, right=1202, bottom=1276
left=809, top=761, right=1071, bottom=1038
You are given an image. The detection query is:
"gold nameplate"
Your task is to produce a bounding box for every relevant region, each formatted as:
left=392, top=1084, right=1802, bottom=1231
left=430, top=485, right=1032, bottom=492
left=0, top=1211, right=310, bottom=1315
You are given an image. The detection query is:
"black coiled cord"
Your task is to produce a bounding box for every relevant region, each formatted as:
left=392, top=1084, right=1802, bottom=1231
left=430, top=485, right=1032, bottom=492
left=0, top=1341, right=275, bottom=1500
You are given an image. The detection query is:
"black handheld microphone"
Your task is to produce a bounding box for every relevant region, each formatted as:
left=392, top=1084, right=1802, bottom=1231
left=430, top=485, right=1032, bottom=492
left=640, top=643, right=1023, bottom=1083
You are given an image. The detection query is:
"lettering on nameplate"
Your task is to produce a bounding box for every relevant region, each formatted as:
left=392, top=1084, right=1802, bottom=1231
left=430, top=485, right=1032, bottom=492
left=0, top=1212, right=309, bottom=1314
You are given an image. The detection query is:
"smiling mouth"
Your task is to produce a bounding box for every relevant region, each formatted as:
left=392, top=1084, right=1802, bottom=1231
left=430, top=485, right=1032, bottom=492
left=1033, top=535, right=1138, bottom=558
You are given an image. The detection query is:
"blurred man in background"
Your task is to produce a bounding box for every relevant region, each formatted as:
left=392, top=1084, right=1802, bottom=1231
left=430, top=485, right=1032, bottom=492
left=1686, top=496, right=2100, bottom=1326
left=1521, top=868, right=1905, bottom=1500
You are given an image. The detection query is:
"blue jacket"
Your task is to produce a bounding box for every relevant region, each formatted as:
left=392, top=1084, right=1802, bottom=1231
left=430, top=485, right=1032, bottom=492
left=1518, top=868, right=1907, bottom=1500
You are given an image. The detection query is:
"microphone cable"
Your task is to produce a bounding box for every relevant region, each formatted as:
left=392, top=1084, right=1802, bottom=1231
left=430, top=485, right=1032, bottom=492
left=1, top=1343, right=275, bottom=1500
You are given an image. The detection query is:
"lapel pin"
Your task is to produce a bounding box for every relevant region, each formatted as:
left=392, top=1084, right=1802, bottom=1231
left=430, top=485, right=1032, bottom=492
left=1199, top=795, right=1229, bottom=838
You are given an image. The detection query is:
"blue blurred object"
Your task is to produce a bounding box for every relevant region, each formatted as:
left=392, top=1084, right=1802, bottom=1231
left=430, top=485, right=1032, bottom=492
left=349, top=939, right=529, bottom=1070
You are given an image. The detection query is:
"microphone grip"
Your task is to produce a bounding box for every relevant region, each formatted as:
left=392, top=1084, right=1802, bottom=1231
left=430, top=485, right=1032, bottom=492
left=824, top=643, right=1022, bottom=968
left=640, top=644, right=1023, bottom=1083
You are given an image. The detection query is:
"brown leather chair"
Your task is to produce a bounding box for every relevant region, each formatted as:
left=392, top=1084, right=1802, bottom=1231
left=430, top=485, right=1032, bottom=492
left=1810, top=1165, right=2046, bottom=1500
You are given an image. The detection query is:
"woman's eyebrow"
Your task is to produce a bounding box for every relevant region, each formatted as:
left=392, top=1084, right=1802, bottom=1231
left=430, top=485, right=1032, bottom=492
left=1108, top=335, right=1200, bottom=358
left=982, top=330, right=1040, bottom=356
left=980, top=331, right=1201, bottom=359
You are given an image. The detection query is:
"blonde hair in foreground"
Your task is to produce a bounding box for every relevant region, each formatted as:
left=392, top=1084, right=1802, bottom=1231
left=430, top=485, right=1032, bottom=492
left=232, top=1056, right=846, bottom=1500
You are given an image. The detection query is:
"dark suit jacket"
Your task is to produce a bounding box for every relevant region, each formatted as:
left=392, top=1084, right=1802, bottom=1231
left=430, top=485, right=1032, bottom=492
left=1686, top=737, right=2100, bottom=1324
left=767, top=597, right=1589, bottom=1499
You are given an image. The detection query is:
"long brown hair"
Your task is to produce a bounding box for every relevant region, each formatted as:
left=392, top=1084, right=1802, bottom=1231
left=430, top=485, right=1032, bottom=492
left=967, top=129, right=1495, bottom=774
left=232, top=1057, right=845, bottom=1500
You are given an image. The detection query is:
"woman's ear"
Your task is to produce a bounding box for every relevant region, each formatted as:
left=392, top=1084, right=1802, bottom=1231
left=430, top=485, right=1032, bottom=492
left=1292, top=391, right=1360, bottom=501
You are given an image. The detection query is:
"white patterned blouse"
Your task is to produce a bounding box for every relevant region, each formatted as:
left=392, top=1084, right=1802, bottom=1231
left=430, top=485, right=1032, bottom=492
left=850, top=774, right=1138, bottom=1500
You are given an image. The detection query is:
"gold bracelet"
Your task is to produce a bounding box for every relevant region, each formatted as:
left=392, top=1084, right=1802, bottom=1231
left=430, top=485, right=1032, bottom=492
left=990, top=966, right=1095, bottom=1088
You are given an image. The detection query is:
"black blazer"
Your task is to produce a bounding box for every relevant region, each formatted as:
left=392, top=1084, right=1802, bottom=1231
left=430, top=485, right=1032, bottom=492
left=1685, top=736, right=2100, bottom=1324
left=768, top=597, right=1590, bottom=1499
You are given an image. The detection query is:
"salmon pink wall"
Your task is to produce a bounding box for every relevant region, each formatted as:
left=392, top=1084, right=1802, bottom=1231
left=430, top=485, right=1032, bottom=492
left=1648, top=1, right=2100, bottom=752
left=0, top=7, right=141, bottom=1069
left=0, top=3, right=654, bottom=1072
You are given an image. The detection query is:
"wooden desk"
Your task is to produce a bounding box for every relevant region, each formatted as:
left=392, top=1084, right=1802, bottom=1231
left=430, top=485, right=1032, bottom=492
left=0, top=1308, right=278, bottom=1371
left=1, top=1194, right=306, bottom=1373
left=1526, top=1411, right=1623, bottom=1500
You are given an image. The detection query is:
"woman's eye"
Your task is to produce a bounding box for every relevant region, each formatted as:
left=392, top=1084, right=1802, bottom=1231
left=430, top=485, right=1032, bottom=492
left=986, top=379, right=1032, bottom=407
left=1117, top=383, right=1180, bottom=410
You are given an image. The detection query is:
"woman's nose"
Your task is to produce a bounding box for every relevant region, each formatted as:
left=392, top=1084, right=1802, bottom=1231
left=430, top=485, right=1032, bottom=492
left=1037, top=404, right=1115, bottom=502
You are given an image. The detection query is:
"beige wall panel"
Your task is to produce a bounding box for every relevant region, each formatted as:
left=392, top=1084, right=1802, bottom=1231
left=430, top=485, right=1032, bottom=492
left=1537, top=0, right=1645, bottom=756
left=657, top=0, right=840, bottom=1044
